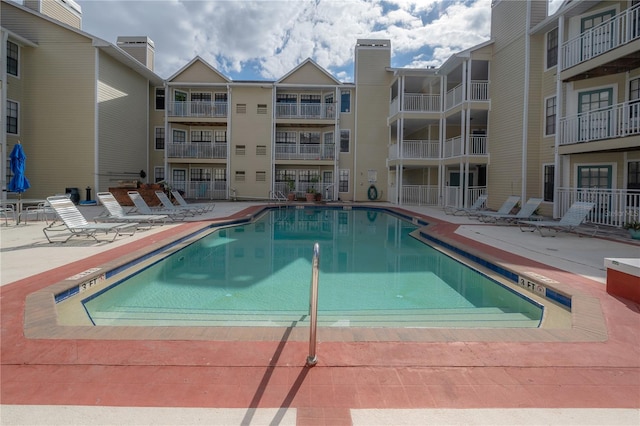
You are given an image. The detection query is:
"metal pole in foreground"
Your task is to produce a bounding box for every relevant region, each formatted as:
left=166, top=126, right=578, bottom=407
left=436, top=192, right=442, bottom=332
left=306, top=242, right=320, bottom=367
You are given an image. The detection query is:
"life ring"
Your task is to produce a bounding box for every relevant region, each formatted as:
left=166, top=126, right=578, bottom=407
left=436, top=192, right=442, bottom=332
left=367, top=185, right=378, bottom=201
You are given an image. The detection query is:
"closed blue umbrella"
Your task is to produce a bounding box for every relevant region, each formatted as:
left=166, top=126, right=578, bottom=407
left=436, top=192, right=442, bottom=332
left=8, top=142, right=30, bottom=194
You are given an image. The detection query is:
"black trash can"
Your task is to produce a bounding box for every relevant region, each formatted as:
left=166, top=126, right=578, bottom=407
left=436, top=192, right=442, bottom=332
left=65, top=187, right=80, bottom=205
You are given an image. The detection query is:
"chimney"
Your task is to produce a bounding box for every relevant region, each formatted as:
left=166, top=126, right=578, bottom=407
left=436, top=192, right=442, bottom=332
left=117, top=36, right=155, bottom=71
left=24, top=0, right=82, bottom=29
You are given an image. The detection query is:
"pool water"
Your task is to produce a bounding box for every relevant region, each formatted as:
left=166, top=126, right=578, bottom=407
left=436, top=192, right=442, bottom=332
left=83, top=208, right=543, bottom=328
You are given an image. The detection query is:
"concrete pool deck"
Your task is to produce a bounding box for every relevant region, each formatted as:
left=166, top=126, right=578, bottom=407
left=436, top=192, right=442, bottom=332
left=1, top=201, right=639, bottom=425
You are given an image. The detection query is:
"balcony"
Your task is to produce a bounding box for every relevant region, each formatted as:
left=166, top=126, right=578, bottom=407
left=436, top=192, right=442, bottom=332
left=390, top=93, right=441, bottom=115
left=442, top=135, right=487, bottom=158
left=445, top=80, right=489, bottom=110
left=389, top=140, right=439, bottom=160
left=562, top=5, right=640, bottom=71
left=167, top=143, right=228, bottom=159
left=275, top=103, right=336, bottom=119
left=559, top=101, right=640, bottom=145
left=274, top=144, right=335, bottom=161
left=168, top=101, right=228, bottom=118
left=171, top=180, right=227, bottom=200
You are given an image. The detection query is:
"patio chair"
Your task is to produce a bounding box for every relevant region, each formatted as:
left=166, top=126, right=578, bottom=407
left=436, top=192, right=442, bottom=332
left=1, top=202, right=16, bottom=226
left=154, top=191, right=200, bottom=216
left=95, top=192, right=168, bottom=226
left=471, top=195, right=521, bottom=219
left=171, top=190, right=215, bottom=213
left=127, top=191, right=188, bottom=221
left=444, top=194, right=487, bottom=216
left=518, top=201, right=597, bottom=237
left=43, top=195, right=138, bottom=243
left=478, top=197, right=543, bottom=224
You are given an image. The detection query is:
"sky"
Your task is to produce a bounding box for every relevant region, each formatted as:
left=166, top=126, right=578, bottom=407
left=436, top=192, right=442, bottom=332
left=58, top=0, right=562, bottom=82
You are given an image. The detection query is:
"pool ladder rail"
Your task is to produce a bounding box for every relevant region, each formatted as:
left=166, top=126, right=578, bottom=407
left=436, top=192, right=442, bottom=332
left=306, top=242, right=320, bottom=367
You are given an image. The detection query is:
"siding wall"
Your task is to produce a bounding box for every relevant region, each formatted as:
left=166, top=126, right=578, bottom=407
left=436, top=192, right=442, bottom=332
left=97, top=51, right=149, bottom=193
left=3, top=2, right=95, bottom=199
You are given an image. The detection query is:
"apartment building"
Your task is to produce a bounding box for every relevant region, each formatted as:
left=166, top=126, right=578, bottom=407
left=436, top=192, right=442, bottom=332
left=1, top=0, right=162, bottom=202
left=3, top=0, right=639, bottom=227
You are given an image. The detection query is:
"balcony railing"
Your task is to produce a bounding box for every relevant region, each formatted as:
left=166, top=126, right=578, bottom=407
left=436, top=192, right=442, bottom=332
left=168, top=101, right=228, bottom=118
left=274, top=182, right=332, bottom=200
left=275, top=103, right=336, bottom=119
left=274, top=144, right=335, bottom=160
left=442, top=135, right=487, bottom=158
left=559, top=101, right=640, bottom=145
left=171, top=180, right=227, bottom=200
left=401, top=185, right=439, bottom=206
left=557, top=187, right=640, bottom=228
left=167, top=143, right=228, bottom=159
left=445, top=80, right=489, bottom=109
left=562, top=4, right=640, bottom=70
left=443, top=186, right=487, bottom=210
left=402, top=93, right=441, bottom=112
left=389, top=140, right=439, bottom=160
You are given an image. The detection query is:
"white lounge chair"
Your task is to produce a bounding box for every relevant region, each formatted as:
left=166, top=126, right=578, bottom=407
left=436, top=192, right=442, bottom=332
left=444, top=194, right=487, bottom=216
left=154, top=191, right=199, bottom=216
left=43, top=195, right=138, bottom=243
left=478, top=197, right=543, bottom=224
left=518, top=201, right=597, bottom=237
left=127, top=191, right=188, bottom=221
left=95, top=192, right=168, bottom=226
left=171, top=190, right=215, bottom=213
left=471, top=195, right=520, bottom=219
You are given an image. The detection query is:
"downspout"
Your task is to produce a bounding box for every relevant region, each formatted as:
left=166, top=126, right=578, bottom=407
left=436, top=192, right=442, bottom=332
left=438, top=73, right=444, bottom=206
left=398, top=75, right=404, bottom=205
left=553, top=16, right=564, bottom=218
left=334, top=86, right=339, bottom=201
left=521, top=1, right=532, bottom=201
left=163, top=81, right=168, bottom=189
left=271, top=83, right=276, bottom=197
left=227, top=84, right=232, bottom=199
left=145, top=81, right=149, bottom=186
left=94, top=48, right=100, bottom=194
left=1, top=30, right=8, bottom=199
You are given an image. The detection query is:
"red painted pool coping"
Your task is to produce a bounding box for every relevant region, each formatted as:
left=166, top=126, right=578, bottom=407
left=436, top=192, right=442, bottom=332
left=2, top=206, right=639, bottom=424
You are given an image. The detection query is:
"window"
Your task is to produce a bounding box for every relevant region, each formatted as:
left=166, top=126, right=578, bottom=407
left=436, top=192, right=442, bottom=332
left=190, top=130, right=212, bottom=143
left=630, top=78, right=640, bottom=103
left=277, top=94, right=297, bottom=103
left=190, top=92, right=211, bottom=102
left=276, top=131, right=296, bottom=144
left=578, top=88, right=613, bottom=140
left=543, top=164, right=555, bottom=202
left=7, top=41, right=18, bottom=76
left=154, top=166, right=165, bottom=183
left=581, top=9, right=616, bottom=57
left=7, top=100, right=18, bottom=134
left=340, top=90, right=351, bottom=113
left=214, top=130, right=227, bottom=143
left=300, top=132, right=320, bottom=144
left=546, top=28, right=558, bottom=68
left=190, top=168, right=211, bottom=181
left=339, top=169, right=349, bottom=192
left=174, top=90, right=187, bottom=102
left=172, top=129, right=186, bottom=143
left=627, top=161, right=640, bottom=191
left=545, top=96, right=556, bottom=136
left=340, top=130, right=350, bottom=153
left=155, top=88, right=165, bottom=110
left=578, top=165, right=611, bottom=189
left=155, top=127, right=165, bottom=150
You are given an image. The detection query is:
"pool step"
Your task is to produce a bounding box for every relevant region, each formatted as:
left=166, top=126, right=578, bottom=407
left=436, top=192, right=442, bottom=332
left=88, top=306, right=541, bottom=328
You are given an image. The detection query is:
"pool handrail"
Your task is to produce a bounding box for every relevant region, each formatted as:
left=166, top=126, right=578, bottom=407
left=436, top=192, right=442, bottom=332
left=306, top=242, right=320, bottom=367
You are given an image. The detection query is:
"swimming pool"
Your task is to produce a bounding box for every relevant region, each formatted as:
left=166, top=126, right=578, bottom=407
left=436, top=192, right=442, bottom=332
left=80, top=207, right=544, bottom=328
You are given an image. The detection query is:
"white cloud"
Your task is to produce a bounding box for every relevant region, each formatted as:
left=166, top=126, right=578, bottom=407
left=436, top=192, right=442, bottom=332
left=72, top=0, right=492, bottom=80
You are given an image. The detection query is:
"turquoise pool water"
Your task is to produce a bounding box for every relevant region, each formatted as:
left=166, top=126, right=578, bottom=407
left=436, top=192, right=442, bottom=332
left=83, top=207, right=543, bottom=328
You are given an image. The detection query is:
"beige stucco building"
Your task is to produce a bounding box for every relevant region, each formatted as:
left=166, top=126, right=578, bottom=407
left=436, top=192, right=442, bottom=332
left=3, top=0, right=639, bottom=228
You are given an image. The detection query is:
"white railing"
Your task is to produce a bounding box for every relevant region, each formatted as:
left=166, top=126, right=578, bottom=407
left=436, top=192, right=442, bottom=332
left=401, top=185, right=439, bottom=206
left=562, top=5, right=640, bottom=70
left=443, top=186, right=487, bottom=209
left=443, top=136, right=463, bottom=158
left=274, top=144, right=335, bottom=160
left=556, top=187, right=640, bottom=227
left=275, top=103, right=336, bottom=119
left=275, top=182, right=331, bottom=200
left=445, top=80, right=489, bottom=109
left=167, top=143, right=227, bottom=159
left=403, top=93, right=441, bottom=112
left=469, top=135, right=488, bottom=155
left=559, top=101, right=640, bottom=145
left=171, top=180, right=227, bottom=200
left=389, top=140, right=439, bottom=160
left=168, top=101, right=228, bottom=118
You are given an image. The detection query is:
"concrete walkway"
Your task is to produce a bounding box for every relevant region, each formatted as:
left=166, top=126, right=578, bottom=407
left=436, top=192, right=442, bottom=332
left=1, top=201, right=638, bottom=425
